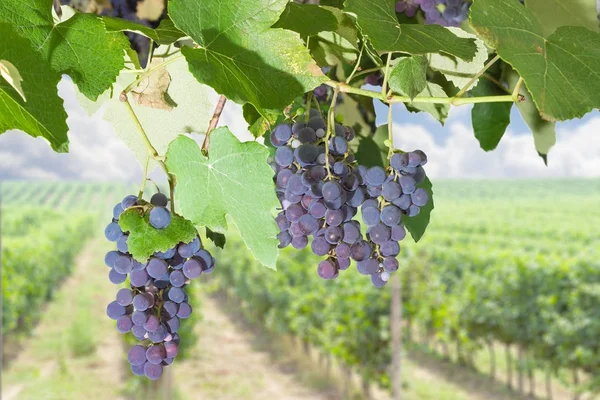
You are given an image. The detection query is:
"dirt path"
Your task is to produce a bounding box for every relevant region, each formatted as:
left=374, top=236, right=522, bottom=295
left=172, top=294, right=340, bottom=400
left=1, top=239, right=125, bottom=400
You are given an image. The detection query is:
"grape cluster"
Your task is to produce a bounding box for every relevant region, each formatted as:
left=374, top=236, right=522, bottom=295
left=270, top=110, right=430, bottom=287
left=395, top=0, right=471, bottom=27
left=357, top=151, right=429, bottom=287
left=271, top=110, right=367, bottom=280
left=104, top=193, right=215, bottom=379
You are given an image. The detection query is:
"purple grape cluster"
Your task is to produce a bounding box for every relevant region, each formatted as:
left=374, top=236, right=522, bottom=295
left=271, top=110, right=367, bottom=280
left=395, top=0, right=471, bottom=27
left=104, top=194, right=215, bottom=380
left=270, top=110, right=430, bottom=287
left=357, top=151, right=429, bottom=287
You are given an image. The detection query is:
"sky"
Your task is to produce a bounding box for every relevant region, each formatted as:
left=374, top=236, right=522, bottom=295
left=0, top=77, right=599, bottom=182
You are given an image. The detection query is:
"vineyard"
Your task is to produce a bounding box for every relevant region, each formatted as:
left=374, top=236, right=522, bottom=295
left=212, top=179, right=600, bottom=399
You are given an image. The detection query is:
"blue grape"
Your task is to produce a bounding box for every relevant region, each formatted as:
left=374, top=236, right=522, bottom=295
left=318, top=259, right=339, bottom=280
left=132, top=310, right=148, bottom=326
left=109, top=269, right=127, bottom=284
left=342, top=222, right=361, bottom=244
left=311, top=237, right=331, bottom=256
left=380, top=205, right=402, bottom=227
left=362, top=206, right=381, bottom=226
left=295, top=144, right=319, bottom=164
left=383, top=257, right=399, bottom=272
left=325, top=209, right=344, bottom=227
left=166, top=316, right=180, bottom=333
left=105, top=222, right=123, bottom=242
left=390, top=152, right=408, bottom=171
left=113, top=203, right=124, bottom=220
left=393, top=194, right=412, bottom=210
left=411, top=188, right=429, bottom=207
left=272, top=124, right=292, bottom=144
left=325, top=226, right=343, bottom=244
left=116, top=315, right=133, bottom=333
left=169, top=270, right=186, bottom=287
left=337, top=257, right=351, bottom=270
left=116, top=288, right=134, bottom=306
left=133, top=293, right=151, bottom=312
left=155, top=247, right=176, bottom=259
left=121, top=195, right=138, bottom=209
left=297, top=127, right=317, bottom=143
left=144, top=362, right=163, bottom=380
left=147, top=258, right=168, bottom=278
left=130, top=269, right=149, bottom=287
left=275, top=146, right=294, bottom=167
left=277, top=231, right=292, bottom=248
left=177, top=303, right=192, bottom=319
left=368, top=224, right=391, bottom=244
left=104, top=250, right=120, bottom=268
left=322, top=181, right=342, bottom=201
left=116, top=235, right=129, bottom=253
left=350, top=240, right=372, bottom=261
left=165, top=341, right=179, bottom=358
left=399, top=176, right=416, bottom=194
left=182, top=258, right=202, bottom=280
left=380, top=241, right=401, bottom=257
left=131, top=363, right=145, bottom=376
left=357, top=258, right=379, bottom=275
left=146, top=345, right=166, bottom=365
left=149, top=207, right=171, bottom=229
left=168, top=287, right=186, bottom=304
left=330, top=136, right=348, bottom=155
left=162, top=301, right=179, bottom=319
left=150, top=192, right=168, bottom=207
left=366, top=166, right=386, bottom=186
left=308, top=117, right=326, bottom=131
left=391, top=225, right=407, bottom=241
left=371, top=272, right=387, bottom=288
left=382, top=181, right=402, bottom=201
left=128, top=345, right=147, bottom=366
left=107, top=301, right=126, bottom=320
left=335, top=243, right=351, bottom=259
left=144, top=315, right=160, bottom=332
left=407, top=204, right=420, bottom=217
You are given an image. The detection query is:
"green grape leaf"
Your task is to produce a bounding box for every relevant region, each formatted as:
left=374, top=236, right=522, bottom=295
left=206, top=227, right=227, bottom=249
left=0, top=23, right=68, bottom=152
left=273, top=3, right=338, bottom=37
left=165, top=128, right=280, bottom=269
left=309, top=32, right=358, bottom=67
left=471, top=79, right=512, bottom=151
left=507, top=71, right=556, bottom=162
left=78, top=53, right=213, bottom=170
left=0, top=2, right=129, bottom=100
left=388, top=56, right=428, bottom=100
left=525, top=0, right=599, bottom=36
left=322, top=6, right=359, bottom=45
left=242, top=104, right=280, bottom=138
left=344, top=0, right=476, bottom=60
left=404, top=176, right=434, bottom=243
left=427, top=27, right=489, bottom=90
left=169, top=0, right=326, bottom=114
left=354, top=125, right=387, bottom=168
left=119, top=208, right=198, bottom=262
left=404, top=83, right=449, bottom=124
left=103, top=16, right=185, bottom=45
left=470, top=0, right=600, bottom=121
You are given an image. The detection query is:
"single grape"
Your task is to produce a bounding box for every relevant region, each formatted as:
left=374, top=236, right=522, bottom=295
left=168, top=287, right=186, bottom=304
left=411, top=188, right=429, bottom=207
left=146, top=344, right=166, bottom=365
left=335, top=243, right=351, bottom=259
left=107, top=301, right=126, bottom=320
left=407, top=151, right=422, bottom=167
left=148, top=324, right=169, bottom=343
left=149, top=207, right=171, bottom=229
left=272, top=124, right=292, bottom=143
left=277, top=231, right=292, bottom=248
left=325, top=226, right=343, bottom=245
left=133, top=293, right=151, bottom=312
left=169, top=270, right=186, bottom=287
left=131, top=363, right=145, bottom=376
left=350, top=240, right=372, bottom=262
left=121, top=195, right=138, bottom=209
left=337, top=257, right=351, bottom=270
left=298, top=214, right=319, bottom=235
left=371, top=272, right=387, bottom=288
left=132, top=310, right=148, bottom=326
left=391, top=225, right=407, bottom=241
left=165, top=341, right=179, bottom=359
left=325, top=209, right=344, bottom=227
left=114, top=254, right=133, bottom=274
left=155, top=247, right=176, bottom=259
left=380, top=205, right=402, bottom=227
left=382, top=181, right=402, bottom=201
left=407, top=204, right=420, bottom=217
left=144, top=315, right=160, bottom=333
left=116, top=288, right=133, bottom=306
left=362, top=206, right=381, bottom=226
left=275, top=146, right=294, bottom=167
left=308, top=200, right=327, bottom=218
left=366, top=166, right=386, bottom=186
left=380, top=241, right=400, bottom=257
left=182, top=258, right=202, bottom=280
left=317, top=259, right=339, bottom=280
left=147, top=258, right=168, bottom=279
left=166, top=316, right=180, bottom=333
left=104, top=250, right=120, bottom=268
left=383, top=256, right=399, bottom=272
left=357, top=258, right=380, bottom=275
left=390, top=152, right=408, bottom=171
left=131, top=325, right=147, bottom=341
left=116, top=315, right=133, bottom=333
left=297, top=127, right=317, bottom=143
left=295, top=144, right=319, bottom=165
left=311, top=237, right=332, bottom=256
left=109, top=269, right=127, bottom=285
left=177, top=302, right=192, bottom=319
left=342, top=222, right=361, bottom=244
left=144, top=362, right=163, bottom=380
left=113, top=203, right=124, bottom=220
left=322, top=181, right=342, bottom=201
left=105, top=222, right=123, bottom=242
left=128, top=345, right=147, bottom=366
left=116, top=235, right=129, bottom=253
left=369, top=224, right=391, bottom=244
left=130, top=269, right=149, bottom=287
left=392, top=194, right=412, bottom=210
left=162, top=301, right=179, bottom=319
left=151, top=192, right=169, bottom=207
left=399, top=176, right=416, bottom=194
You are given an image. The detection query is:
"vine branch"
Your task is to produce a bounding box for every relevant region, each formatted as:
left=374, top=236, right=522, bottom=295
left=202, top=95, right=227, bottom=154
left=346, top=41, right=366, bottom=84
left=325, top=81, right=515, bottom=106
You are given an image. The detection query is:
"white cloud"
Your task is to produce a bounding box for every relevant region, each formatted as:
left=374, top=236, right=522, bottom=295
left=392, top=117, right=600, bottom=178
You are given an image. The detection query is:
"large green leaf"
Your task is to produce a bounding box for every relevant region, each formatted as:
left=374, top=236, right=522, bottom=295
left=471, top=79, right=513, bottom=151
left=273, top=3, right=338, bottom=37
left=119, top=208, right=198, bottom=262
left=470, top=0, right=600, bottom=121
left=344, top=0, right=476, bottom=60
left=404, top=83, right=449, bottom=125
left=165, top=128, right=280, bottom=269
left=525, top=0, right=599, bottom=35
left=388, top=56, right=428, bottom=100
left=404, top=176, right=434, bottom=243
left=0, top=23, right=68, bottom=152
left=169, top=0, right=326, bottom=114
left=0, top=1, right=129, bottom=100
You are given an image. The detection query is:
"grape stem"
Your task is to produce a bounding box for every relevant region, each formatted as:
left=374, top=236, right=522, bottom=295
left=325, top=80, right=516, bottom=105
left=455, top=54, right=501, bottom=98
left=324, top=87, right=340, bottom=180
left=202, top=95, right=227, bottom=155
left=512, top=77, right=525, bottom=102
left=387, top=105, right=394, bottom=160
left=138, top=157, right=150, bottom=198
left=350, top=66, right=384, bottom=83
left=122, top=93, right=176, bottom=212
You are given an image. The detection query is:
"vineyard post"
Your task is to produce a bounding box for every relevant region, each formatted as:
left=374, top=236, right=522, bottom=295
left=391, top=273, right=402, bottom=400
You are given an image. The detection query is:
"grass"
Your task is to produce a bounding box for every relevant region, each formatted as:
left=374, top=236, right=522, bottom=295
left=1, top=239, right=126, bottom=400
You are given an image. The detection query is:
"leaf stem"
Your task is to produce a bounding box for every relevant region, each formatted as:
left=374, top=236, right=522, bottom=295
left=324, top=87, right=340, bottom=180
left=122, top=93, right=176, bottom=212
left=202, top=95, right=227, bottom=154
left=346, top=41, right=366, bottom=83
left=123, top=54, right=184, bottom=94
left=455, top=54, right=501, bottom=98
left=482, top=73, right=511, bottom=94
left=325, top=81, right=515, bottom=106
left=138, top=157, right=150, bottom=199
left=512, top=77, right=524, bottom=101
